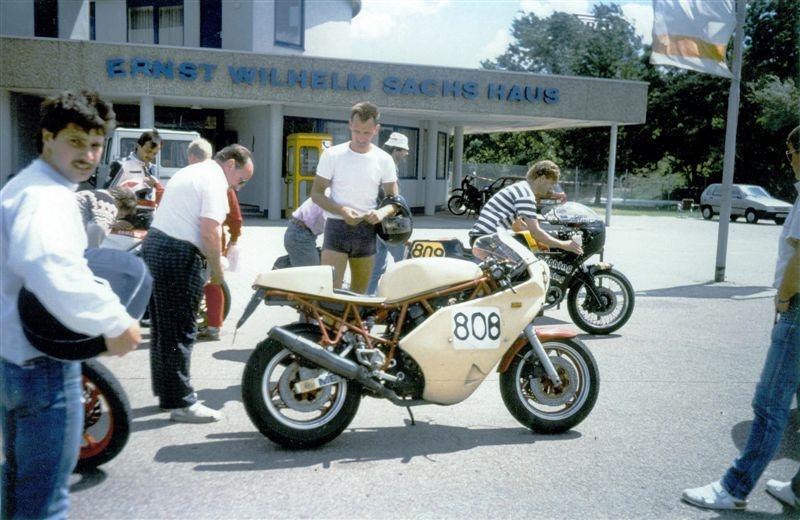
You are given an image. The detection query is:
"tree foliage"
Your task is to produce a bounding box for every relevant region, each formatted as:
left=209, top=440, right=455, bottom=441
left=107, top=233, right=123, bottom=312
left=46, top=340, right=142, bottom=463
left=472, top=0, right=800, bottom=200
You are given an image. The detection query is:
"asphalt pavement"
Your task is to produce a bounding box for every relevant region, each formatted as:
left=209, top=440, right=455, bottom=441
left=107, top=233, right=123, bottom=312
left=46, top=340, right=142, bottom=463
left=68, top=209, right=798, bottom=520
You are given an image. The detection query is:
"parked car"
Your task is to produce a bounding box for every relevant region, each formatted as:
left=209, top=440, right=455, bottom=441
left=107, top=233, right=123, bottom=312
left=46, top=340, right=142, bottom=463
left=699, top=183, right=791, bottom=224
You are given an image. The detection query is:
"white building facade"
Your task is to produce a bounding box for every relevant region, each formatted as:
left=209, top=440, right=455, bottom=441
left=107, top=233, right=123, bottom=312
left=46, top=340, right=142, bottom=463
left=0, top=0, right=647, bottom=218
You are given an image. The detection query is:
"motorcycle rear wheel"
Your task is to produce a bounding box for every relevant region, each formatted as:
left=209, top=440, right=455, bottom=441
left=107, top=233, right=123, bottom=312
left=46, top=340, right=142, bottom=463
left=447, top=195, right=468, bottom=216
left=500, top=337, right=598, bottom=434
left=241, top=325, right=362, bottom=449
left=75, top=360, right=132, bottom=472
left=567, top=269, right=634, bottom=335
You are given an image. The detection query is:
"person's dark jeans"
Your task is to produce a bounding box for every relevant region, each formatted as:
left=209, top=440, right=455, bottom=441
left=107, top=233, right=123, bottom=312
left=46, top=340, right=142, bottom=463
left=1, top=357, right=82, bottom=519
left=722, top=300, right=800, bottom=499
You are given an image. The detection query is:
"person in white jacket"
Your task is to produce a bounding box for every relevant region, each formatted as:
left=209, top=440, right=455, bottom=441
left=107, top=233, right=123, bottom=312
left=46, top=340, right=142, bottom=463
left=0, top=90, right=141, bottom=519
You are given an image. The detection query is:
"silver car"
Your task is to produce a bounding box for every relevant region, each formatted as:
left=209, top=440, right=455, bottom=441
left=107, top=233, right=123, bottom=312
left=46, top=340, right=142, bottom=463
left=699, top=183, right=791, bottom=224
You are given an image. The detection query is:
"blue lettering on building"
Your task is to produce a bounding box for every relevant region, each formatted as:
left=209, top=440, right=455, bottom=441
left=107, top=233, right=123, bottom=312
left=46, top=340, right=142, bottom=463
left=487, top=83, right=559, bottom=104
left=544, top=88, right=559, bottom=103
left=227, top=66, right=370, bottom=92
left=105, top=58, right=216, bottom=81
left=105, top=58, right=558, bottom=105
left=286, top=69, right=309, bottom=88
left=382, top=77, right=480, bottom=99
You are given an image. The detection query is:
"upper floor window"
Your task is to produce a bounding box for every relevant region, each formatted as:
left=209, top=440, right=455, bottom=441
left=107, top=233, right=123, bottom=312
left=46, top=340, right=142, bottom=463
left=128, top=0, right=184, bottom=45
left=275, top=0, right=303, bottom=49
left=34, top=0, right=58, bottom=38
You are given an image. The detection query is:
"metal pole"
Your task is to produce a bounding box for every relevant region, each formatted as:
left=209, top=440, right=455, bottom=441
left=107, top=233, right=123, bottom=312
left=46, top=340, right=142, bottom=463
left=605, top=124, right=618, bottom=226
left=268, top=104, right=283, bottom=220
left=424, top=121, right=438, bottom=216
left=453, top=126, right=464, bottom=191
left=714, top=0, right=747, bottom=282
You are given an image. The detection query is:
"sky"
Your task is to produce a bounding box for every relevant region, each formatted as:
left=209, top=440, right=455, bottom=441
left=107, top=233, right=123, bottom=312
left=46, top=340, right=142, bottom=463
left=347, top=0, right=655, bottom=69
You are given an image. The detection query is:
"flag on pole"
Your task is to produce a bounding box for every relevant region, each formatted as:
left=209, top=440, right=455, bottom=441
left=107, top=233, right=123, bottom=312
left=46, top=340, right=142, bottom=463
left=651, top=0, right=736, bottom=78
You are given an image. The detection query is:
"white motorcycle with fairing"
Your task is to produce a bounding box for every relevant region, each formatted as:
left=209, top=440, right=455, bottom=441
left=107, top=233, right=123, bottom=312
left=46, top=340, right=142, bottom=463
left=239, top=229, right=599, bottom=448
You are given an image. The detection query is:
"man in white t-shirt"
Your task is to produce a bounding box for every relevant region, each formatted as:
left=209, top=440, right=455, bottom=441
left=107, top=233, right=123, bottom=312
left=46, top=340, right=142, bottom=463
left=142, top=144, right=254, bottom=423
left=311, top=102, right=398, bottom=293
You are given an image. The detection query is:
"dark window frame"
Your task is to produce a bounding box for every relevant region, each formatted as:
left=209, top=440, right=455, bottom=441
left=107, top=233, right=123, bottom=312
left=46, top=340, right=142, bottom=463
left=34, top=0, right=58, bottom=38
left=274, top=0, right=304, bottom=49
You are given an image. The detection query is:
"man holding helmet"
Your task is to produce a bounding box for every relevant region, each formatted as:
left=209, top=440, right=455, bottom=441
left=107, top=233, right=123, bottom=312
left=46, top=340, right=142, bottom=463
left=311, top=102, right=400, bottom=294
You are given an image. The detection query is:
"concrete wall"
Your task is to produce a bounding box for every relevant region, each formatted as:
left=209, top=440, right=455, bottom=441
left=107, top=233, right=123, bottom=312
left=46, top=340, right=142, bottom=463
left=227, top=105, right=271, bottom=211
left=0, top=1, right=33, bottom=36
left=222, top=0, right=254, bottom=51
left=95, top=0, right=126, bottom=43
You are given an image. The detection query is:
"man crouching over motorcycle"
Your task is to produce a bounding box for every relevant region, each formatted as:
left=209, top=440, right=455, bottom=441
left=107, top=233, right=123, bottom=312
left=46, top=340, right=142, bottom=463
left=468, top=159, right=584, bottom=255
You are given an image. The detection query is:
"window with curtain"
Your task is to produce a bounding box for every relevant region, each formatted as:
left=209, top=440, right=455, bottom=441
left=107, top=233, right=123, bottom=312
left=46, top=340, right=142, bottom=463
left=158, top=5, right=183, bottom=45
left=275, top=0, right=304, bottom=48
left=128, top=1, right=184, bottom=45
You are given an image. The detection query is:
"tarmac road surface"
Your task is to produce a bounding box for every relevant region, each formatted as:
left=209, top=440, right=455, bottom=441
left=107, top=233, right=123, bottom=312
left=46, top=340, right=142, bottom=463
left=66, top=211, right=797, bottom=519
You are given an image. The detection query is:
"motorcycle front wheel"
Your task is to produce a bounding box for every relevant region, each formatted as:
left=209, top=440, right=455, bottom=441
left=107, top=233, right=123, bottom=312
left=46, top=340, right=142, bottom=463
left=447, top=195, right=468, bottom=216
left=76, top=360, right=132, bottom=472
left=241, top=326, right=362, bottom=449
left=567, top=269, right=634, bottom=335
left=500, top=337, right=598, bottom=434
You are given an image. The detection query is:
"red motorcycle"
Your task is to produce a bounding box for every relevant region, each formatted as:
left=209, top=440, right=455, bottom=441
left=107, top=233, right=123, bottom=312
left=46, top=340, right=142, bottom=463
left=77, top=360, right=131, bottom=471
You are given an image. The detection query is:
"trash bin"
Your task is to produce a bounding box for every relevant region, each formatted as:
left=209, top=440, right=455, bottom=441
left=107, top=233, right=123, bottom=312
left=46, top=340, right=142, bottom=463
left=681, top=199, right=693, bottom=211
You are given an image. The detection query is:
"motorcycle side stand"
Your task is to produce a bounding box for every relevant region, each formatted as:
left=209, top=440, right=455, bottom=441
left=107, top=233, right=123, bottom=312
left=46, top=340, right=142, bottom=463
left=524, top=324, right=563, bottom=386
left=406, top=406, right=416, bottom=426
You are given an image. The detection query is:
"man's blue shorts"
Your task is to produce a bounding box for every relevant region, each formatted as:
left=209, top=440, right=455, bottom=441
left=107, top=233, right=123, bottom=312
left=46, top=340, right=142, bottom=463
left=322, top=219, right=377, bottom=258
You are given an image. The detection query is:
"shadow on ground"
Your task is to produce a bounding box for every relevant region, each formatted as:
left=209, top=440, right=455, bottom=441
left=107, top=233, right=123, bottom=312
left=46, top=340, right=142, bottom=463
left=152, top=421, right=582, bottom=471
left=637, top=283, right=773, bottom=300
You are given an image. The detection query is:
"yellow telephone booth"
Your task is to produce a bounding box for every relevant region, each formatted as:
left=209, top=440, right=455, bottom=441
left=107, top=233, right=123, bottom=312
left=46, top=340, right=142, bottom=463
left=285, top=133, right=332, bottom=211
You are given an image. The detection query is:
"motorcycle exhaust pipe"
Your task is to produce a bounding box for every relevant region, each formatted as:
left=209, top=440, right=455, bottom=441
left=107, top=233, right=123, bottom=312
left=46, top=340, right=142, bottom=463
left=268, top=326, right=402, bottom=401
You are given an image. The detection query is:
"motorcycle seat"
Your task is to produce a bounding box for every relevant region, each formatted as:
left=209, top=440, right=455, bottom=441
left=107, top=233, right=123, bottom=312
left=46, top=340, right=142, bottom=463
left=253, top=265, right=385, bottom=304
left=378, top=257, right=483, bottom=302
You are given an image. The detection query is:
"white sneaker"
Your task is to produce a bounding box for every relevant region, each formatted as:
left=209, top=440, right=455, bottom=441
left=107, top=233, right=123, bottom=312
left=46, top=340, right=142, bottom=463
left=169, top=403, right=222, bottom=423
left=196, top=326, right=220, bottom=342
left=765, top=480, right=799, bottom=509
left=682, top=481, right=747, bottom=510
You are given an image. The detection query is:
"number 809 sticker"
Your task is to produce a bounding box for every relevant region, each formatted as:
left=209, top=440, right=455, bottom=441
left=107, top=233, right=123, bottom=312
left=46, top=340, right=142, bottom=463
left=451, top=307, right=501, bottom=349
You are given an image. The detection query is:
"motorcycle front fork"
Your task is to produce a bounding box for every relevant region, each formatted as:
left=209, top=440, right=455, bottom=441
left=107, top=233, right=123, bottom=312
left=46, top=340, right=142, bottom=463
left=523, top=323, right=563, bottom=386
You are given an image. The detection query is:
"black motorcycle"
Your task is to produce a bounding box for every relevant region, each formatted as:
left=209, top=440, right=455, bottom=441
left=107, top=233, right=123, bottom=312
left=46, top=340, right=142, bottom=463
left=535, top=202, right=634, bottom=334
left=447, top=175, right=494, bottom=216
left=407, top=202, right=635, bottom=335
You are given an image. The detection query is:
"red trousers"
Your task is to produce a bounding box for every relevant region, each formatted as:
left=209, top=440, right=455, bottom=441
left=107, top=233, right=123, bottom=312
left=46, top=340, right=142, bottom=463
left=203, top=283, right=225, bottom=328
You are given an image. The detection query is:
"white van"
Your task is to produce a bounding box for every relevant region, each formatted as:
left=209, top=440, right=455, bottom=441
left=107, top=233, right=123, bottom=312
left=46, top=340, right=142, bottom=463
left=95, top=127, right=201, bottom=187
